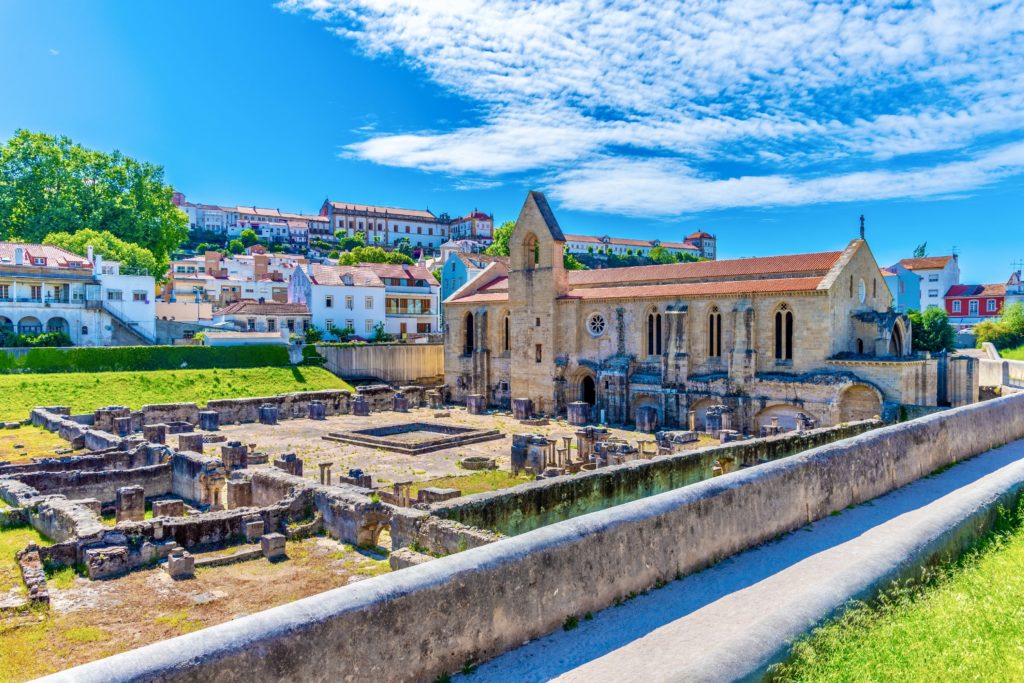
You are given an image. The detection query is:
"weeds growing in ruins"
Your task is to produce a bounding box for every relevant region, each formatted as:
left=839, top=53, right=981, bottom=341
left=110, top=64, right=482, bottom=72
left=563, top=615, right=579, bottom=631
left=770, top=500, right=1024, bottom=681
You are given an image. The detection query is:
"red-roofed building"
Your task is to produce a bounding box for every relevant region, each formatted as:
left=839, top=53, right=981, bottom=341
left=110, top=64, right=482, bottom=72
left=357, top=262, right=440, bottom=335
left=945, top=283, right=1006, bottom=329
left=442, top=192, right=976, bottom=432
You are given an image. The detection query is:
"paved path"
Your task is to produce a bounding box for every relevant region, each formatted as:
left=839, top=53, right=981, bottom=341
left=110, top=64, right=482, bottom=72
left=468, top=438, right=1024, bottom=683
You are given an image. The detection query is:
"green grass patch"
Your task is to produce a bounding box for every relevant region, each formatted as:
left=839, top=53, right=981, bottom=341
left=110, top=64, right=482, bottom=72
left=44, top=565, right=77, bottom=590
left=153, top=609, right=204, bottom=634
left=1001, top=344, right=1024, bottom=361
left=409, top=470, right=534, bottom=497
left=0, top=425, right=80, bottom=464
left=0, top=366, right=352, bottom=421
left=771, top=502, right=1024, bottom=682
left=0, top=525, right=52, bottom=593
left=61, top=626, right=108, bottom=644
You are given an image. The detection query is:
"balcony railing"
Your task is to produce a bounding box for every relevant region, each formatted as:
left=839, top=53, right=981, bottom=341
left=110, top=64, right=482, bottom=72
left=1, top=296, right=76, bottom=304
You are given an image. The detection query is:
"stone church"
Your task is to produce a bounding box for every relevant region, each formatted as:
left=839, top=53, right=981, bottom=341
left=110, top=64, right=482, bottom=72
left=444, top=192, right=977, bottom=434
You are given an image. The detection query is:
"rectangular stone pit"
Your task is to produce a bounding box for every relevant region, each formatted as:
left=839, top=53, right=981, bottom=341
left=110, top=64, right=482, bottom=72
left=323, top=421, right=504, bottom=455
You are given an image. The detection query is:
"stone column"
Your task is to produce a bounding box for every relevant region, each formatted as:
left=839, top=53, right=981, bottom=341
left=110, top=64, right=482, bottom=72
left=393, top=393, right=409, bottom=413
left=178, top=432, right=204, bottom=453
left=425, top=390, right=443, bottom=409
left=221, top=441, right=248, bottom=470
left=319, top=462, right=334, bottom=486
left=635, top=406, right=659, bottom=433
left=687, top=410, right=696, bottom=432
left=466, top=394, right=486, bottom=415
left=511, top=398, right=533, bottom=420
left=166, top=548, right=195, bottom=580
left=567, top=401, right=590, bottom=426
left=198, top=411, right=220, bottom=431
left=308, top=400, right=326, bottom=420
left=273, top=453, right=303, bottom=477
left=115, top=485, right=145, bottom=523
left=152, top=499, right=184, bottom=518
left=352, top=396, right=370, bottom=416
left=143, top=423, right=167, bottom=444
left=258, top=404, right=279, bottom=425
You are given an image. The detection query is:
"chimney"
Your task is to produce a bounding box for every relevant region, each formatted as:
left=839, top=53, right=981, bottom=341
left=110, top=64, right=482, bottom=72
left=13, top=247, right=23, bottom=265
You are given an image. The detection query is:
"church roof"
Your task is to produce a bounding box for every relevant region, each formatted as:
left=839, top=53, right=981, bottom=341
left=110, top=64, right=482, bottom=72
left=559, top=277, right=825, bottom=301
left=527, top=191, right=565, bottom=241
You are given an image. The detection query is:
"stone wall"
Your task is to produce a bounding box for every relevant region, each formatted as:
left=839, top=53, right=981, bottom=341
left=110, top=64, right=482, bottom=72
left=42, top=392, right=1024, bottom=683
left=431, top=419, right=879, bottom=536
left=10, top=464, right=172, bottom=505
left=980, top=357, right=1024, bottom=389
left=317, top=343, right=443, bottom=384
left=205, top=390, right=350, bottom=424
left=140, top=402, right=201, bottom=426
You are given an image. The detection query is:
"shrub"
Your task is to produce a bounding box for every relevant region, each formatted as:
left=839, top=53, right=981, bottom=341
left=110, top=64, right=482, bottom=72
left=0, top=344, right=290, bottom=374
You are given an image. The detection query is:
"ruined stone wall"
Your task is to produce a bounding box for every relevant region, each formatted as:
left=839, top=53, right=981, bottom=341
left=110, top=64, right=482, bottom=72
left=0, top=446, right=165, bottom=478
left=44, top=393, right=1024, bottom=683
left=140, top=403, right=201, bottom=426
left=10, top=464, right=172, bottom=505
left=431, top=420, right=880, bottom=536
left=205, top=390, right=350, bottom=424
left=171, top=452, right=225, bottom=506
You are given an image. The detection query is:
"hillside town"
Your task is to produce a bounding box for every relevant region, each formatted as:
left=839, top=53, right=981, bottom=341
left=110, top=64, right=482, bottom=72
left=2, top=3, right=1024, bottom=683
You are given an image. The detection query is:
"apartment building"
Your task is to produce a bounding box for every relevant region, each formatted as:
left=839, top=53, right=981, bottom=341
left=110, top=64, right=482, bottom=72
left=562, top=231, right=716, bottom=260
left=212, top=300, right=312, bottom=335
left=448, top=210, right=494, bottom=245
left=358, top=262, right=440, bottom=336
left=287, top=264, right=386, bottom=339
left=320, top=200, right=450, bottom=252
left=894, top=255, right=960, bottom=311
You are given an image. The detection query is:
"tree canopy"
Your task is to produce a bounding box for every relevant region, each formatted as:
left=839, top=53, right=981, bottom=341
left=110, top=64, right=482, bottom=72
left=908, top=307, right=956, bottom=353
left=484, top=220, right=515, bottom=257
left=913, top=242, right=928, bottom=258
left=336, top=245, right=415, bottom=266
left=0, top=130, right=188, bottom=270
left=43, top=229, right=160, bottom=277
left=974, top=302, right=1024, bottom=350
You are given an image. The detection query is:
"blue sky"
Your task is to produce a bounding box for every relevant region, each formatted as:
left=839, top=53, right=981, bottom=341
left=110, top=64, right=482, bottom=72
left=1, top=1, right=1022, bottom=282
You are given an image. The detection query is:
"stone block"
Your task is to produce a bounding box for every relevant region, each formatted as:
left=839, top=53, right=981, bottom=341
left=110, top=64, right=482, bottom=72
left=143, top=423, right=167, bottom=444
left=426, top=390, right=443, bottom=409
left=77, top=498, right=102, bottom=516
left=165, top=548, right=195, bottom=580
left=389, top=547, right=434, bottom=571
left=273, top=453, right=303, bottom=477
left=466, top=394, right=486, bottom=415
left=635, top=406, right=659, bottom=433
left=416, top=487, right=462, bottom=504
left=512, top=397, right=533, bottom=420
left=352, top=396, right=370, bottom=417
left=221, top=441, right=248, bottom=470
left=226, top=479, right=253, bottom=509
left=115, top=485, right=145, bottom=523
left=261, top=533, right=287, bottom=560
left=152, top=499, right=185, bottom=518
left=258, top=404, right=279, bottom=425
left=198, top=411, right=220, bottom=431
left=308, top=400, right=326, bottom=420
left=113, top=416, right=133, bottom=437
left=178, top=432, right=205, bottom=453
left=85, top=545, right=130, bottom=580
left=567, top=401, right=591, bottom=426
left=245, top=519, right=265, bottom=542
left=393, top=393, right=409, bottom=412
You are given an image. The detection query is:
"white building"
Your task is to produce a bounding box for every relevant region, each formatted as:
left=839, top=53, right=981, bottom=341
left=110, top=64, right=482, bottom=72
left=0, top=242, right=156, bottom=346
left=287, top=264, right=386, bottom=339
left=212, top=300, right=311, bottom=335
left=320, top=200, right=450, bottom=253
left=897, top=255, right=960, bottom=311
left=448, top=210, right=493, bottom=245
left=358, top=262, right=440, bottom=336
left=562, top=232, right=714, bottom=260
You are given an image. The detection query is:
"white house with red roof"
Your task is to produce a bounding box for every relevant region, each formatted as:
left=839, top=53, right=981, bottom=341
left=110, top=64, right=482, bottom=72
left=357, top=262, right=440, bottom=336
left=0, top=242, right=156, bottom=346
left=287, top=264, right=386, bottom=339
left=562, top=230, right=716, bottom=261
left=894, top=255, right=960, bottom=311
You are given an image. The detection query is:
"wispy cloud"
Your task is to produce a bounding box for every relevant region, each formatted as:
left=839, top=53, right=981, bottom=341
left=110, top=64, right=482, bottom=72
left=280, top=0, right=1024, bottom=215
left=48, top=48, right=59, bottom=56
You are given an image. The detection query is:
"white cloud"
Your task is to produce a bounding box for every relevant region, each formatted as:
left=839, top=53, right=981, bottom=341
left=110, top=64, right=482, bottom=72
left=280, top=0, right=1024, bottom=215
left=48, top=48, right=59, bottom=56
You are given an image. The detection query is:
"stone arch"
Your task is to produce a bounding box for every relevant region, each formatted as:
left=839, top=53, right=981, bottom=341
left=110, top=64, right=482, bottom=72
left=568, top=366, right=598, bottom=404
left=580, top=375, right=597, bottom=405
left=838, top=384, right=882, bottom=423
left=17, top=316, right=42, bottom=335
left=463, top=311, right=474, bottom=355
left=889, top=318, right=907, bottom=357
left=772, top=302, right=794, bottom=361
left=46, top=316, right=69, bottom=334
left=520, top=232, right=539, bottom=271
left=754, top=403, right=805, bottom=432
left=356, top=506, right=391, bottom=548
left=0, top=316, right=12, bottom=331
left=690, top=397, right=717, bottom=431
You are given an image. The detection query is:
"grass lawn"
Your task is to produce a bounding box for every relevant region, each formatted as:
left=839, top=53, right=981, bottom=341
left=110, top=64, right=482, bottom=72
left=1001, top=344, right=1024, bottom=361
left=0, top=367, right=352, bottom=422
left=771, top=506, right=1024, bottom=682
left=0, top=525, right=52, bottom=594
left=410, top=470, right=534, bottom=497
left=0, top=426, right=81, bottom=464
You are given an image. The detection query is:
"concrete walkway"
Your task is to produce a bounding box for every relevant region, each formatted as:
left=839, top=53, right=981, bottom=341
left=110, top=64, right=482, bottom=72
left=469, top=438, right=1024, bottom=683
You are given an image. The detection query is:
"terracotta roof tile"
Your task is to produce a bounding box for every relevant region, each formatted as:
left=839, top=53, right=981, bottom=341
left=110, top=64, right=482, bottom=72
left=898, top=256, right=954, bottom=270
left=563, top=234, right=699, bottom=250
left=0, top=242, right=92, bottom=269
left=566, top=250, right=843, bottom=287
left=358, top=262, right=439, bottom=286
left=308, top=264, right=384, bottom=287
left=328, top=201, right=437, bottom=221
left=945, top=283, right=1006, bottom=297
left=216, top=300, right=310, bottom=316
left=559, top=277, right=824, bottom=301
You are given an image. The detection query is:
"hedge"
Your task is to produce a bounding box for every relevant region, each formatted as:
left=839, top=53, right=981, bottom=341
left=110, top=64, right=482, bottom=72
left=0, top=344, right=291, bottom=374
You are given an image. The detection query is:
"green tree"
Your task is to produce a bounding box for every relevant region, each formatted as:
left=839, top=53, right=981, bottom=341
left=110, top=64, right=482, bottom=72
left=43, top=229, right=161, bottom=277
left=907, top=308, right=955, bottom=353
left=393, top=237, right=415, bottom=259
left=913, top=242, right=928, bottom=258
left=562, top=249, right=587, bottom=270
left=337, top=245, right=414, bottom=266
left=975, top=302, right=1024, bottom=350
left=227, top=239, right=245, bottom=255
left=239, top=229, right=259, bottom=248
left=648, top=246, right=676, bottom=264
left=431, top=266, right=442, bottom=283
left=0, top=129, right=188, bottom=266
left=337, top=232, right=365, bottom=252
left=371, top=321, right=391, bottom=342
left=484, top=220, right=515, bottom=256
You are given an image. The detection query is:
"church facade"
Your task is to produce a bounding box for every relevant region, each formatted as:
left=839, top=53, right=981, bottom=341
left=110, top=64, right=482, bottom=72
left=444, top=192, right=977, bottom=434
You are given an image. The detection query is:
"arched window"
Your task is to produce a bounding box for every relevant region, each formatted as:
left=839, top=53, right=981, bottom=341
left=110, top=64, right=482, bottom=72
left=502, top=313, right=510, bottom=352
left=856, top=338, right=864, bottom=354
left=523, top=233, right=539, bottom=270
left=646, top=311, right=663, bottom=356
left=464, top=312, right=475, bottom=355
left=774, top=304, right=793, bottom=360
left=708, top=307, right=722, bottom=357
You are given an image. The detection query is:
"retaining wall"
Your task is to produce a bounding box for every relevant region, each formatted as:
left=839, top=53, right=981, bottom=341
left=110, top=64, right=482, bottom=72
left=38, top=393, right=1024, bottom=683
left=10, top=464, right=172, bottom=504
left=317, top=343, right=443, bottom=384
left=432, top=419, right=879, bottom=536
left=980, top=357, right=1024, bottom=388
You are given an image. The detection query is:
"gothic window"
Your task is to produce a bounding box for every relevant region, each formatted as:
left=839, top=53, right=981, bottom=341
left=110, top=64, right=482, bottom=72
left=464, top=312, right=474, bottom=355
left=708, top=306, right=722, bottom=357
left=588, top=313, right=606, bottom=337
left=774, top=304, right=793, bottom=361
left=523, top=233, right=539, bottom=270
left=646, top=312, right=663, bottom=355
left=502, top=313, right=510, bottom=352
